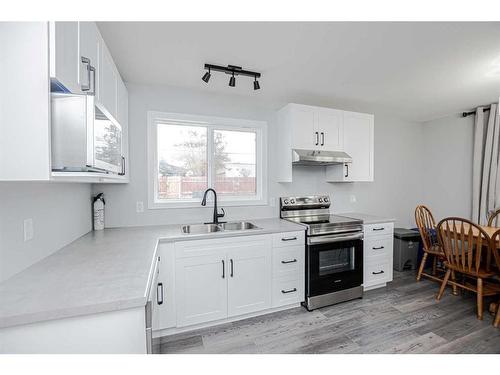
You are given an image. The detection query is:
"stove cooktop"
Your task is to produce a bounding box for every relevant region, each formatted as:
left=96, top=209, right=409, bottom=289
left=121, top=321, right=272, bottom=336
left=285, top=214, right=363, bottom=236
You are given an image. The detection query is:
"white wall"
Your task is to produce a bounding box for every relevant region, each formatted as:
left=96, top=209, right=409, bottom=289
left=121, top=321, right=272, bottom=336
left=421, top=114, right=474, bottom=222
left=0, top=183, right=92, bottom=282
left=95, top=83, right=424, bottom=229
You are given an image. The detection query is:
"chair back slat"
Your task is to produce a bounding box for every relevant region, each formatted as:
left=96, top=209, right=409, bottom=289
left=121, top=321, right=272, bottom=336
left=436, top=217, right=489, bottom=274
left=415, top=205, right=438, bottom=253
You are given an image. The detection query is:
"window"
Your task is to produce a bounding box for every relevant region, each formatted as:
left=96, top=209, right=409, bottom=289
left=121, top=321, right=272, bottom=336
left=148, top=112, right=267, bottom=208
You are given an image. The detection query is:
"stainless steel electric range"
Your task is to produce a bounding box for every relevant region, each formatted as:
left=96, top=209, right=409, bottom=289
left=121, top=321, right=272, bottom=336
left=280, top=195, right=364, bottom=310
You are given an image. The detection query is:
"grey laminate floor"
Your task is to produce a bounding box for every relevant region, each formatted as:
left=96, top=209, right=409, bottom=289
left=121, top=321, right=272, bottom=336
left=154, top=271, right=500, bottom=354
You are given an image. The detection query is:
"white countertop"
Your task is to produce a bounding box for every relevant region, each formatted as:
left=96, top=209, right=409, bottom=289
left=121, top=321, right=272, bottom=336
left=0, top=218, right=305, bottom=329
left=340, top=212, right=396, bottom=225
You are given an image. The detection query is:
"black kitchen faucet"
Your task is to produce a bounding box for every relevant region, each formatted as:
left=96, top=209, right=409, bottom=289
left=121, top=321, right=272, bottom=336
left=201, top=188, right=226, bottom=224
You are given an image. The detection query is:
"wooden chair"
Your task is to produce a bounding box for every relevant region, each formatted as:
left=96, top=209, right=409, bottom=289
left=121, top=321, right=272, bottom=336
left=488, top=229, right=500, bottom=327
left=436, top=217, right=500, bottom=320
left=414, top=205, right=446, bottom=283
left=487, top=208, right=500, bottom=227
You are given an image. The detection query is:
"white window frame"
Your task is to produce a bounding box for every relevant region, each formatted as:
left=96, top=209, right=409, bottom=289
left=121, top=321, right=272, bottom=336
left=147, top=111, right=268, bottom=209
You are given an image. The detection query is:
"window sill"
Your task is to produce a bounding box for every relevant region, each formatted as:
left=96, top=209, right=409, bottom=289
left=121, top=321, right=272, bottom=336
left=148, top=198, right=268, bottom=210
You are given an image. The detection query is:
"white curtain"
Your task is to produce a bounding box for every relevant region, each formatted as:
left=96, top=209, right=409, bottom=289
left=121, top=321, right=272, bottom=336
left=472, top=103, right=500, bottom=224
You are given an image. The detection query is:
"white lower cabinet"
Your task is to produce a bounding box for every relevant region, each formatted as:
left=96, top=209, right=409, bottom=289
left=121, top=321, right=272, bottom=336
left=227, top=242, right=272, bottom=317
left=363, top=222, right=394, bottom=290
left=176, top=254, right=228, bottom=327
left=155, top=231, right=305, bottom=335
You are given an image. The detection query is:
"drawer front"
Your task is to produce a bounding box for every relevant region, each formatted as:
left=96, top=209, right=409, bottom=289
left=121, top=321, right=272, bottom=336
left=364, top=259, right=391, bottom=286
left=272, top=276, right=303, bottom=308
left=364, top=222, right=394, bottom=238
left=364, top=236, right=393, bottom=260
left=272, top=231, right=305, bottom=248
left=273, top=245, right=304, bottom=278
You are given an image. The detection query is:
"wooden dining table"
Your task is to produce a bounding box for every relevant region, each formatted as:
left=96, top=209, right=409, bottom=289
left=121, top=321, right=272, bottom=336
left=452, top=223, right=500, bottom=242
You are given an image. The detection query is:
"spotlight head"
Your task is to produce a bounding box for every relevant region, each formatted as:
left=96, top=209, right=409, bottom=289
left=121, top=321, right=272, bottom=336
left=202, top=67, right=211, bottom=83
left=253, top=78, right=260, bottom=90
left=229, top=73, right=235, bottom=87
left=202, top=71, right=211, bottom=83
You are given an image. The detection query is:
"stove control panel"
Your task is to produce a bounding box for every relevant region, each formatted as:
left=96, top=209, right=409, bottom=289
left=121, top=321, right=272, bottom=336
left=280, top=195, right=331, bottom=209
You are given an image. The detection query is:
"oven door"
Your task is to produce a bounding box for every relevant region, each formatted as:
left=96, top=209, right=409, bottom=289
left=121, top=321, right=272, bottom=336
left=307, top=233, right=363, bottom=298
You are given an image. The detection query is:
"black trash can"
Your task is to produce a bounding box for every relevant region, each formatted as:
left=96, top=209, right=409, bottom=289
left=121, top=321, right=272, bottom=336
left=393, top=228, right=421, bottom=271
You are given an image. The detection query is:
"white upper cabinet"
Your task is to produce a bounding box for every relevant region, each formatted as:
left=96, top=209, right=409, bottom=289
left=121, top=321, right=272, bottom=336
left=326, top=111, right=374, bottom=182
left=78, top=22, right=100, bottom=95
left=289, top=104, right=317, bottom=149
left=316, top=108, right=344, bottom=151
left=99, top=43, right=118, bottom=120
left=49, top=21, right=123, bottom=122
left=49, top=22, right=81, bottom=94
left=275, top=103, right=374, bottom=183
left=282, top=104, right=344, bottom=152
left=0, top=22, right=51, bottom=181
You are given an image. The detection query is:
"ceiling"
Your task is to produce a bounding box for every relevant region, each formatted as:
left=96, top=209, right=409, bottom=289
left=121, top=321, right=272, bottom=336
left=98, top=22, right=500, bottom=122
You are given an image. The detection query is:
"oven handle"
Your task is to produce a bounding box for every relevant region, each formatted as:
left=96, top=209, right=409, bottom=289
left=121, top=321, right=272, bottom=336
left=307, top=232, right=363, bottom=245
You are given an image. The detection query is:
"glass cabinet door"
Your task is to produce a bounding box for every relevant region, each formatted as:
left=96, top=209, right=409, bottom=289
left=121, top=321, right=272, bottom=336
left=93, top=105, right=122, bottom=173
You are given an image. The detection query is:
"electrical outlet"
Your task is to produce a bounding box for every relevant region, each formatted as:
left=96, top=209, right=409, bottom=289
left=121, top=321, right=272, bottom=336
left=349, top=195, right=357, bottom=203
left=24, top=218, right=34, bottom=242
left=136, top=201, right=144, bottom=213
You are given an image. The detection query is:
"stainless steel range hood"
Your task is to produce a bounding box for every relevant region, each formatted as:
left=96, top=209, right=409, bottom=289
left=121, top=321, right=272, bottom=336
left=292, top=149, right=353, bottom=166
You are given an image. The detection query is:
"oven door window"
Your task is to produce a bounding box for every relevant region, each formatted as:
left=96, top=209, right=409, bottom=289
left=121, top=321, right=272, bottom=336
left=319, top=247, right=355, bottom=276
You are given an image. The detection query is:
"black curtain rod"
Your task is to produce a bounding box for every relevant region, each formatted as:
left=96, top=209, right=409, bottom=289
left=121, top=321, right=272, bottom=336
left=462, top=106, right=491, bottom=117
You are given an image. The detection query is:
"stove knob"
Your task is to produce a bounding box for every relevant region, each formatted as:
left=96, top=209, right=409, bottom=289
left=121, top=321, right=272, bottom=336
left=283, top=199, right=289, bottom=205
left=324, top=197, right=329, bottom=203
left=318, top=198, right=323, bottom=203
left=290, top=199, right=295, bottom=204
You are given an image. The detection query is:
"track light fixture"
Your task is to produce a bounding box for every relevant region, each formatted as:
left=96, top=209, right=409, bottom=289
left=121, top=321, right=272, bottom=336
left=202, top=63, right=261, bottom=90
left=202, top=67, right=211, bottom=83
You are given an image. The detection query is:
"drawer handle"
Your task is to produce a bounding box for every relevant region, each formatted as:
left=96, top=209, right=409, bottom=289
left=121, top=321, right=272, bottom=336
left=281, top=288, right=297, bottom=294
left=372, top=246, right=385, bottom=250
left=281, top=237, right=297, bottom=241
left=281, top=259, right=298, bottom=264
left=372, top=270, right=385, bottom=275
left=372, top=227, right=385, bottom=231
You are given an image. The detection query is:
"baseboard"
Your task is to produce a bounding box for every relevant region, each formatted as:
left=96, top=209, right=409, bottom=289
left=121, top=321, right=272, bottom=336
left=153, top=303, right=302, bottom=338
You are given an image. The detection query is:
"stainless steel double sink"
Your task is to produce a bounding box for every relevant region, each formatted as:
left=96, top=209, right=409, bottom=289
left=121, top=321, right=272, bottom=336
left=181, top=221, right=260, bottom=235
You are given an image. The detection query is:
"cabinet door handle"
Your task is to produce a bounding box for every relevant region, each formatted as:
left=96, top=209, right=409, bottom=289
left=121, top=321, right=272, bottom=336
left=119, top=156, right=125, bottom=176
left=281, top=259, right=297, bottom=264
left=345, top=164, right=349, bottom=178
left=321, top=132, right=325, bottom=146
left=156, top=282, right=164, bottom=305
left=372, top=270, right=385, bottom=275
left=281, top=237, right=297, bottom=242
left=230, top=259, right=234, bottom=277
left=281, top=288, right=297, bottom=294
left=81, top=56, right=92, bottom=92
left=222, top=260, right=225, bottom=279
left=315, top=132, right=319, bottom=146
left=372, top=246, right=385, bottom=250
left=89, top=64, right=96, bottom=95
left=372, top=227, right=385, bottom=231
